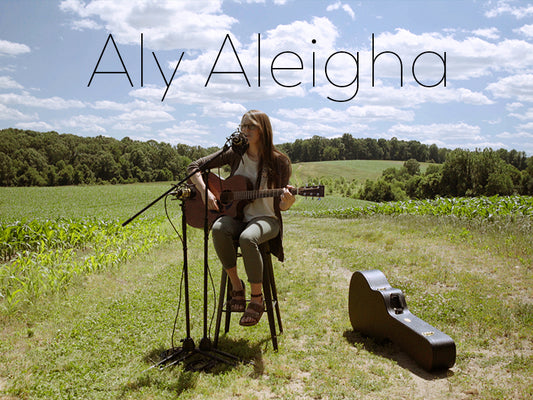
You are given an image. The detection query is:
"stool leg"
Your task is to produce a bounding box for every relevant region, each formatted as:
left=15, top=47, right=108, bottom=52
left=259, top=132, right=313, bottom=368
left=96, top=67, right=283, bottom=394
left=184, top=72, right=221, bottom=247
left=224, top=277, right=232, bottom=333
left=267, top=260, right=283, bottom=334
left=214, top=269, right=227, bottom=348
left=262, top=253, right=278, bottom=351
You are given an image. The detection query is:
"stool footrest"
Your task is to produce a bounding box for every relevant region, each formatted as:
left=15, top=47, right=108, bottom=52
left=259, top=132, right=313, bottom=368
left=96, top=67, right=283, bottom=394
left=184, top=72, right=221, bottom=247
left=220, top=299, right=279, bottom=313
left=214, top=243, right=283, bottom=351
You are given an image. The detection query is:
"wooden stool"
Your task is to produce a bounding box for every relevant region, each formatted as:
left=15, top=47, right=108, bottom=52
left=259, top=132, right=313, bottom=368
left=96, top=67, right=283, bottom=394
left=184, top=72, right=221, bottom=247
left=213, top=241, right=283, bottom=351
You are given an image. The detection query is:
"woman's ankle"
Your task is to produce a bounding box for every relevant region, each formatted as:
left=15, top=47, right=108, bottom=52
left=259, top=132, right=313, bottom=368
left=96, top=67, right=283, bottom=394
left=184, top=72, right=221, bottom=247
left=250, top=293, right=263, bottom=303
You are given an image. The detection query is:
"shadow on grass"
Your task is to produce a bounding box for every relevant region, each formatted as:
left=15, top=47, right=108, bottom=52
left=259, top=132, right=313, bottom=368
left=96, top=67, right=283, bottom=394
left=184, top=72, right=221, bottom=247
left=343, top=330, right=454, bottom=380
left=121, top=338, right=265, bottom=397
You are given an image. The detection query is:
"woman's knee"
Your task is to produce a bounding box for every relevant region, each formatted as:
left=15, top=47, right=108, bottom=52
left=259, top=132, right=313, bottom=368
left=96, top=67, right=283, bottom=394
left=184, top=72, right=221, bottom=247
left=212, top=217, right=234, bottom=239
left=239, top=234, right=257, bottom=251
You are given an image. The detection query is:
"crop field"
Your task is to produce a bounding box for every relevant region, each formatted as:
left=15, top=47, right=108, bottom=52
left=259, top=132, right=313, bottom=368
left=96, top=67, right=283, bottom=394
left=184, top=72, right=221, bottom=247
left=0, top=174, right=532, bottom=399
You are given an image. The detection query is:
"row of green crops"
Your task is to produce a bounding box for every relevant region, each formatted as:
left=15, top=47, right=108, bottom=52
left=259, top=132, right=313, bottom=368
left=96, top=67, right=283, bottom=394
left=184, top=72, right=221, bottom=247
left=1, top=218, right=122, bottom=262
left=0, top=217, right=170, bottom=312
left=299, top=195, right=533, bottom=220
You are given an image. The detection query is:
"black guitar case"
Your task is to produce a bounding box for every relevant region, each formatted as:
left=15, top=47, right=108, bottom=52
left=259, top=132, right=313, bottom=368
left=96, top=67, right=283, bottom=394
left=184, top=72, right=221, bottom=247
left=348, top=269, right=456, bottom=371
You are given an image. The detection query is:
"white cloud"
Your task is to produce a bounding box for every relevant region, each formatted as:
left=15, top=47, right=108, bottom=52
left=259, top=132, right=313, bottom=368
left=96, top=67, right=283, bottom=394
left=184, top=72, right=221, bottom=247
left=485, top=0, right=533, bottom=19
left=0, top=93, right=85, bottom=109
left=499, top=126, right=533, bottom=136
left=472, top=27, right=500, bottom=40
left=0, top=39, right=31, bottom=56
left=201, top=102, right=247, bottom=118
left=388, top=122, right=483, bottom=143
left=115, top=108, right=175, bottom=123
left=157, top=119, right=216, bottom=146
left=327, top=1, right=356, bottom=20
left=71, top=18, right=102, bottom=31
left=494, top=130, right=533, bottom=153
left=509, top=107, right=533, bottom=120
left=112, top=122, right=150, bottom=131
left=486, top=74, right=533, bottom=102
left=269, top=113, right=369, bottom=143
left=60, top=114, right=107, bottom=133
left=506, top=102, right=524, bottom=111
left=518, top=121, right=533, bottom=130
left=278, top=105, right=414, bottom=123
left=15, top=121, right=56, bottom=131
left=369, top=29, right=533, bottom=81
left=515, top=23, right=533, bottom=37
left=0, top=76, right=23, bottom=90
left=161, top=120, right=210, bottom=136
left=60, top=0, right=237, bottom=50
left=0, top=103, right=37, bottom=121
left=92, top=99, right=174, bottom=113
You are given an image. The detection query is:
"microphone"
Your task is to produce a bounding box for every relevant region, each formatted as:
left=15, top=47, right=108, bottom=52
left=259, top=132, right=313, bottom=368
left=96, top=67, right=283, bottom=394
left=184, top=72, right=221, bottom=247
left=229, top=129, right=249, bottom=155
left=170, top=185, right=196, bottom=200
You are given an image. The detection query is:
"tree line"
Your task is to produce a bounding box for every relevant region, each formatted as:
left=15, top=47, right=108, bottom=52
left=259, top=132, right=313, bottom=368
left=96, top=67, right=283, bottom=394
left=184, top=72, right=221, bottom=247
left=0, top=129, right=531, bottom=200
left=277, top=133, right=529, bottom=169
left=354, top=150, right=533, bottom=201
left=0, top=128, right=215, bottom=186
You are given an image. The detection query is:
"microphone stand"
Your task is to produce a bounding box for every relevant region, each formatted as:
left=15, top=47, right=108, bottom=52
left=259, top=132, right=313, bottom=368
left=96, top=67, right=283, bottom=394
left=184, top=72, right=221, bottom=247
left=128, top=132, right=246, bottom=372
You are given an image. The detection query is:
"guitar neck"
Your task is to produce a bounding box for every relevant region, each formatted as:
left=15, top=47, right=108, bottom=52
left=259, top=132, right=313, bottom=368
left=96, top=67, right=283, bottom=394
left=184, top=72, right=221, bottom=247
left=233, top=187, right=296, bottom=201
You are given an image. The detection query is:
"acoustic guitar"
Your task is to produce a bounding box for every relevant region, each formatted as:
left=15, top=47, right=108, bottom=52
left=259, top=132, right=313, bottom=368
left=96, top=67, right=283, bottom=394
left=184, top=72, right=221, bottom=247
left=183, top=172, right=324, bottom=228
left=349, top=269, right=456, bottom=371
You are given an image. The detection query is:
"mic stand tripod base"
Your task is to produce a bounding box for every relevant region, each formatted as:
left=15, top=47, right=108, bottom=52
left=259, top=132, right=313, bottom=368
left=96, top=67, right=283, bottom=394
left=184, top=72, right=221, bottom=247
left=155, top=337, right=248, bottom=372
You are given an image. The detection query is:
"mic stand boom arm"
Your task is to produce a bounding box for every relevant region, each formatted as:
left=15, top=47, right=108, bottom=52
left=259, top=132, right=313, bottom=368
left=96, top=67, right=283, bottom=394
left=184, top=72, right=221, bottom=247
left=122, top=144, right=227, bottom=227
left=121, top=127, right=246, bottom=226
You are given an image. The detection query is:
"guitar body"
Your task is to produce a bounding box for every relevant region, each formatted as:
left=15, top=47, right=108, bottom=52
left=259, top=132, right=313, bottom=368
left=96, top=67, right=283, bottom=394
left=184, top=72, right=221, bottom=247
left=184, top=173, right=251, bottom=229
left=183, top=172, right=324, bottom=229
left=349, top=270, right=456, bottom=371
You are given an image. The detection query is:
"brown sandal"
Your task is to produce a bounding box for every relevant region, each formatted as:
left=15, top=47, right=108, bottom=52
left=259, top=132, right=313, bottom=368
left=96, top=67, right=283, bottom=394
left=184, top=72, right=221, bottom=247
left=239, top=294, right=264, bottom=326
left=229, top=279, right=246, bottom=312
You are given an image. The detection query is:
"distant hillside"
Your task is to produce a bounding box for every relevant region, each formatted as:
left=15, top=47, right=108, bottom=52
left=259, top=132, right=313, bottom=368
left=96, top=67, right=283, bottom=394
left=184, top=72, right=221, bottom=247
left=291, top=159, right=434, bottom=184
left=291, top=155, right=533, bottom=201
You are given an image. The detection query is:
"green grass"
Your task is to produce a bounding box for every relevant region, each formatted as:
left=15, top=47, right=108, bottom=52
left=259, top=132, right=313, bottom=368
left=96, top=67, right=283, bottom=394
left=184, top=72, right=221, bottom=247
left=0, top=182, right=175, bottom=222
left=1, top=184, right=532, bottom=399
left=0, top=183, right=181, bottom=313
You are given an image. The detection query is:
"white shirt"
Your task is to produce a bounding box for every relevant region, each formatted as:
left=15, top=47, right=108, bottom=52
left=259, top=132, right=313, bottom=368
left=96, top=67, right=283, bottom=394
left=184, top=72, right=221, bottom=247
left=234, top=153, right=276, bottom=222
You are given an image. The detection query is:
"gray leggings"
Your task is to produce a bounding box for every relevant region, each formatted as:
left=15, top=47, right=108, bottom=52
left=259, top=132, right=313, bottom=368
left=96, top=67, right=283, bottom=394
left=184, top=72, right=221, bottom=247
left=211, top=216, right=280, bottom=283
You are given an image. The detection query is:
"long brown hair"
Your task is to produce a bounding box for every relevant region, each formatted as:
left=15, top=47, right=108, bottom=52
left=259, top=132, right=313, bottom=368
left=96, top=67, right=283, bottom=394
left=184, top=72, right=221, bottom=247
left=244, top=109, right=291, bottom=188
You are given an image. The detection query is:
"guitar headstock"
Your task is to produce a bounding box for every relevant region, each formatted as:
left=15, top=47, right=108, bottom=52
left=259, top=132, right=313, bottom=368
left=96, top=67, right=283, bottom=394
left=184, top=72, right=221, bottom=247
left=297, top=185, right=325, bottom=197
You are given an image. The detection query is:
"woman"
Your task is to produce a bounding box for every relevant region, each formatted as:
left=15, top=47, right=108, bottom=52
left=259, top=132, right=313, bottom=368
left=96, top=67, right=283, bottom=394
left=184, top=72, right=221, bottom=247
left=187, top=110, right=295, bottom=326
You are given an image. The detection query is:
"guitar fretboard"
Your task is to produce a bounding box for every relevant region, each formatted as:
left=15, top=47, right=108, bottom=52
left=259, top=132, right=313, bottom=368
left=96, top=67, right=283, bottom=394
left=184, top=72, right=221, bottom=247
left=232, top=188, right=297, bottom=201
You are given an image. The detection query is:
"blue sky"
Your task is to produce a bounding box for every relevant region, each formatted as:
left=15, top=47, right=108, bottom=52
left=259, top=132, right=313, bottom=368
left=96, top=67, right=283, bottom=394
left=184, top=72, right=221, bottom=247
left=1, top=0, right=532, bottom=155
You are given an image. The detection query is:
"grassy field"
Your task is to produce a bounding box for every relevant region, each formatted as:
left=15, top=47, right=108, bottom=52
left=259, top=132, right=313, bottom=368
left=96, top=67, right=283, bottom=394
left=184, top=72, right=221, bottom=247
left=291, top=159, right=433, bottom=185
left=0, top=182, right=175, bottom=222
left=1, top=176, right=532, bottom=399
left=0, top=160, right=405, bottom=223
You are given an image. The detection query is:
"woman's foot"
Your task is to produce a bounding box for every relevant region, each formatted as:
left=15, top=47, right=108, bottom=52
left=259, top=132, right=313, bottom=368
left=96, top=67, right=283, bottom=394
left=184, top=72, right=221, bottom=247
left=239, top=293, right=264, bottom=326
left=229, top=279, right=246, bottom=312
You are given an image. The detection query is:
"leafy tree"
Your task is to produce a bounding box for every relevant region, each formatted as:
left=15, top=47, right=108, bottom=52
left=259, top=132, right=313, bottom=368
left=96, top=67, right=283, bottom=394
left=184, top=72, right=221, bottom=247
left=57, top=163, right=75, bottom=186
left=0, top=152, right=15, bottom=186
left=404, top=159, right=421, bottom=175
left=440, top=149, right=472, bottom=196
